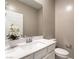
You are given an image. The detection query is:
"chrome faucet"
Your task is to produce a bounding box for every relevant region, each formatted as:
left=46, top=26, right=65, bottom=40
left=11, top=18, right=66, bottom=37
left=29, top=37, right=32, bottom=42
left=26, top=37, right=32, bottom=43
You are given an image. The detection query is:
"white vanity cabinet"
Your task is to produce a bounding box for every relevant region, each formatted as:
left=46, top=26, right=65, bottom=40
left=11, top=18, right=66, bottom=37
left=42, top=44, right=55, bottom=59
left=47, top=43, right=56, bottom=53
left=34, top=44, right=55, bottom=59
left=20, top=54, right=33, bottom=59
left=34, top=48, right=47, bottom=59
left=47, top=44, right=55, bottom=59
left=47, top=51, right=55, bottom=59
left=20, top=43, right=55, bottom=59
left=43, top=51, right=55, bottom=59
left=21, top=44, right=55, bottom=59
left=6, top=39, right=56, bottom=59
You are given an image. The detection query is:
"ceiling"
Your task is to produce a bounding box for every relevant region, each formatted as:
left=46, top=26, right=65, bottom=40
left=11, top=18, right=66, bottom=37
left=18, top=0, right=42, bottom=10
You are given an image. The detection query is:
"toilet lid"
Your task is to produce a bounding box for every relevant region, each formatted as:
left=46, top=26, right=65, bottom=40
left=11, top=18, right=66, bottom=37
left=55, top=48, right=69, bottom=56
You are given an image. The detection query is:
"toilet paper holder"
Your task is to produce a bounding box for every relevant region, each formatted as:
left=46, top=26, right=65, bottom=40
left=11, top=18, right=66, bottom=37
left=65, top=43, right=72, bottom=49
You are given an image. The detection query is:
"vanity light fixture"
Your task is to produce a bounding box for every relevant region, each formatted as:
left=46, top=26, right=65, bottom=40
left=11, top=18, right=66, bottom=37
left=66, top=5, right=72, bottom=11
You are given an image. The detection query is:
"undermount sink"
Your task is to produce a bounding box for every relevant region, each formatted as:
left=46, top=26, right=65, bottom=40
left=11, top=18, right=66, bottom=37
left=17, top=41, right=42, bottom=46
left=17, top=41, right=47, bottom=50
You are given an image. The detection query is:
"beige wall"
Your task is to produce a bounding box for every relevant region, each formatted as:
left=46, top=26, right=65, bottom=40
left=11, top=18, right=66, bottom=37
left=7, top=0, right=38, bottom=36
left=37, top=0, right=55, bottom=38
left=55, top=0, right=74, bottom=58
left=6, top=0, right=74, bottom=58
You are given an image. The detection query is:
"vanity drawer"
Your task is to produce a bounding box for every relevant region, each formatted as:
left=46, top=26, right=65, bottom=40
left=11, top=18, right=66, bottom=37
left=21, top=54, right=33, bottom=59
left=42, top=51, right=55, bottom=59
left=47, top=43, right=56, bottom=53
left=34, top=48, right=47, bottom=59
left=47, top=51, right=55, bottom=59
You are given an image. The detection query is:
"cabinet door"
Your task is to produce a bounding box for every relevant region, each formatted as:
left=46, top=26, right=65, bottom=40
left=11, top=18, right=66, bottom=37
left=34, top=48, right=47, bottom=59
left=42, top=54, right=48, bottom=59
left=21, top=54, right=33, bottom=59
left=47, top=43, right=56, bottom=53
left=43, top=51, right=55, bottom=59
left=47, top=51, right=55, bottom=59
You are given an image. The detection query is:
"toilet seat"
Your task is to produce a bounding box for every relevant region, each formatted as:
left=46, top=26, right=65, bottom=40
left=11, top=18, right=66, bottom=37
left=55, top=48, right=69, bottom=58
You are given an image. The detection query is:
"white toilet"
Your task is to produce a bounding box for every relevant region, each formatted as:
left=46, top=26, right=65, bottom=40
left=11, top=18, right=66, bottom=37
left=55, top=48, right=69, bottom=59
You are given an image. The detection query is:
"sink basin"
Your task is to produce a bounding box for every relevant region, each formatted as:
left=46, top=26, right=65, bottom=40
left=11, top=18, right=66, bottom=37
left=17, top=41, right=42, bottom=46
left=18, top=41, right=47, bottom=50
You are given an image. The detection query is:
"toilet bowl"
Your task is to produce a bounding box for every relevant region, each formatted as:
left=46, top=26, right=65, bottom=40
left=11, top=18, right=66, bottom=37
left=55, top=48, right=69, bottom=59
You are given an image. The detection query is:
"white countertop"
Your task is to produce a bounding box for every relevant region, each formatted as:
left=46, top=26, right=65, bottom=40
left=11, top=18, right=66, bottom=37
left=33, top=39, right=56, bottom=45
left=5, top=39, right=56, bottom=59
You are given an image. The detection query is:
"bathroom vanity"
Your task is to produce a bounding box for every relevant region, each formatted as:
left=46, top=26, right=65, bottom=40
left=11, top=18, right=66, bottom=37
left=5, top=7, right=56, bottom=59
left=5, top=39, right=56, bottom=59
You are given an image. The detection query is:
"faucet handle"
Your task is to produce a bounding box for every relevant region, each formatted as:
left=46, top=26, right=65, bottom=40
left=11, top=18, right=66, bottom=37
left=26, top=37, right=29, bottom=43
left=29, top=37, right=32, bottom=42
